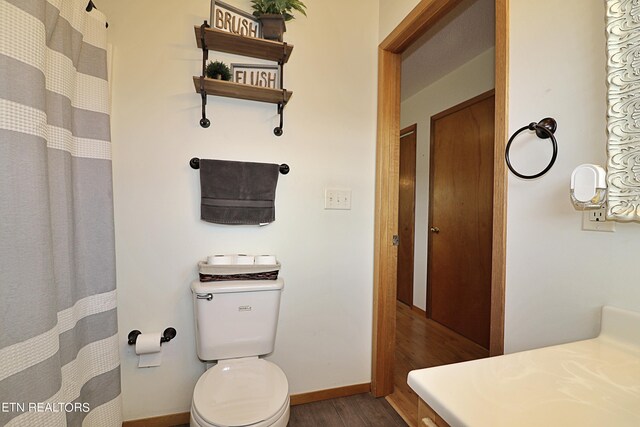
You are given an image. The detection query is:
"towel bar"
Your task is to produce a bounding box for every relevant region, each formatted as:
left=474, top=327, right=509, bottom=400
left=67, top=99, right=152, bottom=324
left=189, top=157, right=290, bottom=174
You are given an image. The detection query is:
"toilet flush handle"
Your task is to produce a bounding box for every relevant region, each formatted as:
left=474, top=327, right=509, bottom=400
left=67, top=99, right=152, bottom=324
left=196, top=293, right=213, bottom=301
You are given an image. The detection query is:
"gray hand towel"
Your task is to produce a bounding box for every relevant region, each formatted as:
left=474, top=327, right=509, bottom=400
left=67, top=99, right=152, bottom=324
left=199, top=159, right=280, bottom=225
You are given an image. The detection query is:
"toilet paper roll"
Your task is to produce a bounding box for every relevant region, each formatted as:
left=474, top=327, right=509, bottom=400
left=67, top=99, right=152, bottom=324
left=208, top=255, right=233, bottom=265
left=255, top=255, right=277, bottom=265
left=135, top=332, right=162, bottom=368
left=234, top=254, right=255, bottom=265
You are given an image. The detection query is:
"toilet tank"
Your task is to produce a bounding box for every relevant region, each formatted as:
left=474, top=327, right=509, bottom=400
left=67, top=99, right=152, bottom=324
left=191, top=279, right=284, bottom=361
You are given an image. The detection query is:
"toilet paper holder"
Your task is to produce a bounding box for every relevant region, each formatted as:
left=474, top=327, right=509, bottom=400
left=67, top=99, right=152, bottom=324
left=128, top=327, right=177, bottom=346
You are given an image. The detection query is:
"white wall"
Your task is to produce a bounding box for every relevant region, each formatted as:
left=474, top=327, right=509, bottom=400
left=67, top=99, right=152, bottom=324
left=401, top=48, right=494, bottom=310
left=101, top=0, right=379, bottom=421
left=384, top=0, right=640, bottom=354
left=378, top=0, right=421, bottom=42
left=505, top=0, right=640, bottom=353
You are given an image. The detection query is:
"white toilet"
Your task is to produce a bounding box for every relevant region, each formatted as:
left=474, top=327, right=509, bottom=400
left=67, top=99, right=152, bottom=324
left=190, top=279, right=289, bottom=427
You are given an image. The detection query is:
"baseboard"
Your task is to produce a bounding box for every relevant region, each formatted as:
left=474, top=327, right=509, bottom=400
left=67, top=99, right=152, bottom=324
left=122, top=412, right=190, bottom=427
left=121, top=383, right=372, bottom=426
left=411, top=305, right=427, bottom=317
left=290, top=382, right=371, bottom=406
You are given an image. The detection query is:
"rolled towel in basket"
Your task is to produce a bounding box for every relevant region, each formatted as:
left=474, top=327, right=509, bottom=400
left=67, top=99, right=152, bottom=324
left=199, top=159, right=280, bottom=225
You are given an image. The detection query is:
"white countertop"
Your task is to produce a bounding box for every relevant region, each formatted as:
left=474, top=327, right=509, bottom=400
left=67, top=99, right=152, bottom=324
left=408, top=306, right=640, bottom=427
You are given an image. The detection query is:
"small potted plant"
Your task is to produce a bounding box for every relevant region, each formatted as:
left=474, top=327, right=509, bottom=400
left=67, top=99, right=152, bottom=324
left=251, top=0, right=307, bottom=42
left=206, top=60, right=232, bottom=81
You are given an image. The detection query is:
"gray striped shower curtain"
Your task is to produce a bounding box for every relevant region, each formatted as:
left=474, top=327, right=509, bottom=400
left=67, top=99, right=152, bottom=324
left=0, top=0, right=121, bottom=425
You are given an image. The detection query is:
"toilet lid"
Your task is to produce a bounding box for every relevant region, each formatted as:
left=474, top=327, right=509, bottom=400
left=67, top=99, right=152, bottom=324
left=193, top=358, right=289, bottom=427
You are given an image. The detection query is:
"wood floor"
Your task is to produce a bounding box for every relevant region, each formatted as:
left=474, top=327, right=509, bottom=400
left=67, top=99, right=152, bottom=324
left=175, top=393, right=406, bottom=427
left=386, top=301, right=489, bottom=426
left=288, top=393, right=407, bottom=426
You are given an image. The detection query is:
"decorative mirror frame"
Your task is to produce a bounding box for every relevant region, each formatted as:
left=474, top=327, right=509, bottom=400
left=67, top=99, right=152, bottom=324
left=606, top=0, right=640, bottom=221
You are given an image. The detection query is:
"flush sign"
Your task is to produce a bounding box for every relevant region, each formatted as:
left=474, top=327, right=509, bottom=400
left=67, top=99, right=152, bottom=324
left=238, top=305, right=252, bottom=312
left=232, top=64, right=280, bottom=89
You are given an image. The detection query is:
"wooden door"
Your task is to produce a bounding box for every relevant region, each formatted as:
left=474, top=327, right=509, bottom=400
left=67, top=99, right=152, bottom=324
left=397, top=125, right=417, bottom=306
left=427, top=91, right=495, bottom=349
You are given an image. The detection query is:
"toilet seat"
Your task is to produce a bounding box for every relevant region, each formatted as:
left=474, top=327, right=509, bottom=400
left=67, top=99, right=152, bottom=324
left=192, top=358, right=289, bottom=427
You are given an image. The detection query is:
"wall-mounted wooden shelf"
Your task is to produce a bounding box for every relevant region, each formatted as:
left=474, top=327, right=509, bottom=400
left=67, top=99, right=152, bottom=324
left=193, top=77, right=292, bottom=104
left=194, top=26, right=294, bottom=64
left=193, top=22, right=294, bottom=134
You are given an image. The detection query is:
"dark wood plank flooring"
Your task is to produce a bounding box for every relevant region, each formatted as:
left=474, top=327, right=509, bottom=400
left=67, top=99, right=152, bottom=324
left=386, top=301, right=489, bottom=426
left=289, top=393, right=407, bottom=426
left=174, top=393, right=406, bottom=427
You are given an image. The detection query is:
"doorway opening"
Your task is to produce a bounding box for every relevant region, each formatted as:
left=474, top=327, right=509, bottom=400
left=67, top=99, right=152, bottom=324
left=371, top=0, right=509, bottom=413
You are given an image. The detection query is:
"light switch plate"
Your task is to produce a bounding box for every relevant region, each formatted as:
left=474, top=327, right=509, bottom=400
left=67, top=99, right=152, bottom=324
left=324, top=188, right=352, bottom=210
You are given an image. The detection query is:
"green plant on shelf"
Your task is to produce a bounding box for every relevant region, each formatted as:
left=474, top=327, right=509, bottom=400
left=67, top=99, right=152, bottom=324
left=251, top=0, right=307, bottom=21
left=205, top=60, right=231, bottom=81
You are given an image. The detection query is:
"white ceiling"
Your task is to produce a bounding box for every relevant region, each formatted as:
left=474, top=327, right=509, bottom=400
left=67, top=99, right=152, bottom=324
left=401, top=0, right=495, bottom=101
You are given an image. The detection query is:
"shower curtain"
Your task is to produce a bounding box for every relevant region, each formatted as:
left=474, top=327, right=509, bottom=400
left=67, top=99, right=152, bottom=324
left=0, top=0, right=121, bottom=425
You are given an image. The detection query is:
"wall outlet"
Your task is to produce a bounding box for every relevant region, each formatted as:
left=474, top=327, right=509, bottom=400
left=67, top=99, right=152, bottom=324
left=582, top=207, right=615, bottom=232
left=324, top=188, right=352, bottom=210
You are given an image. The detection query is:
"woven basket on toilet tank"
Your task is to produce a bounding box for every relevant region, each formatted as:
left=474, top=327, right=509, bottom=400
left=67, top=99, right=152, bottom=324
left=198, top=261, right=280, bottom=282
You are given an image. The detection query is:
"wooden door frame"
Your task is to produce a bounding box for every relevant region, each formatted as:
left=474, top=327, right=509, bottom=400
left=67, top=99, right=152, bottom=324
left=372, top=0, right=508, bottom=397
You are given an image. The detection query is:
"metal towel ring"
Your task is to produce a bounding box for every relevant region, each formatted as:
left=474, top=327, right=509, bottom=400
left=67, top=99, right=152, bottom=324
left=505, top=118, right=558, bottom=180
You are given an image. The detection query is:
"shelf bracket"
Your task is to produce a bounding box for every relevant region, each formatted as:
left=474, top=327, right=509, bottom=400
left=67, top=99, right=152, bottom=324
left=199, top=21, right=211, bottom=128
left=273, top=42, right=288, bottom=137
left=274, top=103, right=284, bottom=136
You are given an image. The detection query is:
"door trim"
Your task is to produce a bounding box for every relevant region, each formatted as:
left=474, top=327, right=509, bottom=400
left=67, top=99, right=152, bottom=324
left=430, top=89, right=496, bottom=123
left=401, top=124, right=417, bottom=138
left=372, top=0, right=508, bottom=397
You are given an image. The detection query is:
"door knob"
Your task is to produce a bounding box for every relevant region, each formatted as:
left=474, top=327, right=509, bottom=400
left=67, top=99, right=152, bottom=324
left=430, top=227, right=440, bottom=233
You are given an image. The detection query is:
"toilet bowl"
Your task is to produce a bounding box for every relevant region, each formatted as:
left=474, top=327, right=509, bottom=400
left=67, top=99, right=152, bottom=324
left=190, top=358, right=289, bottom=427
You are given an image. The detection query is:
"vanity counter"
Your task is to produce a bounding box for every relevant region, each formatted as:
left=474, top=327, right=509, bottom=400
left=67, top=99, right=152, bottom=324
left=408, top=306, right=640, bottom=427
